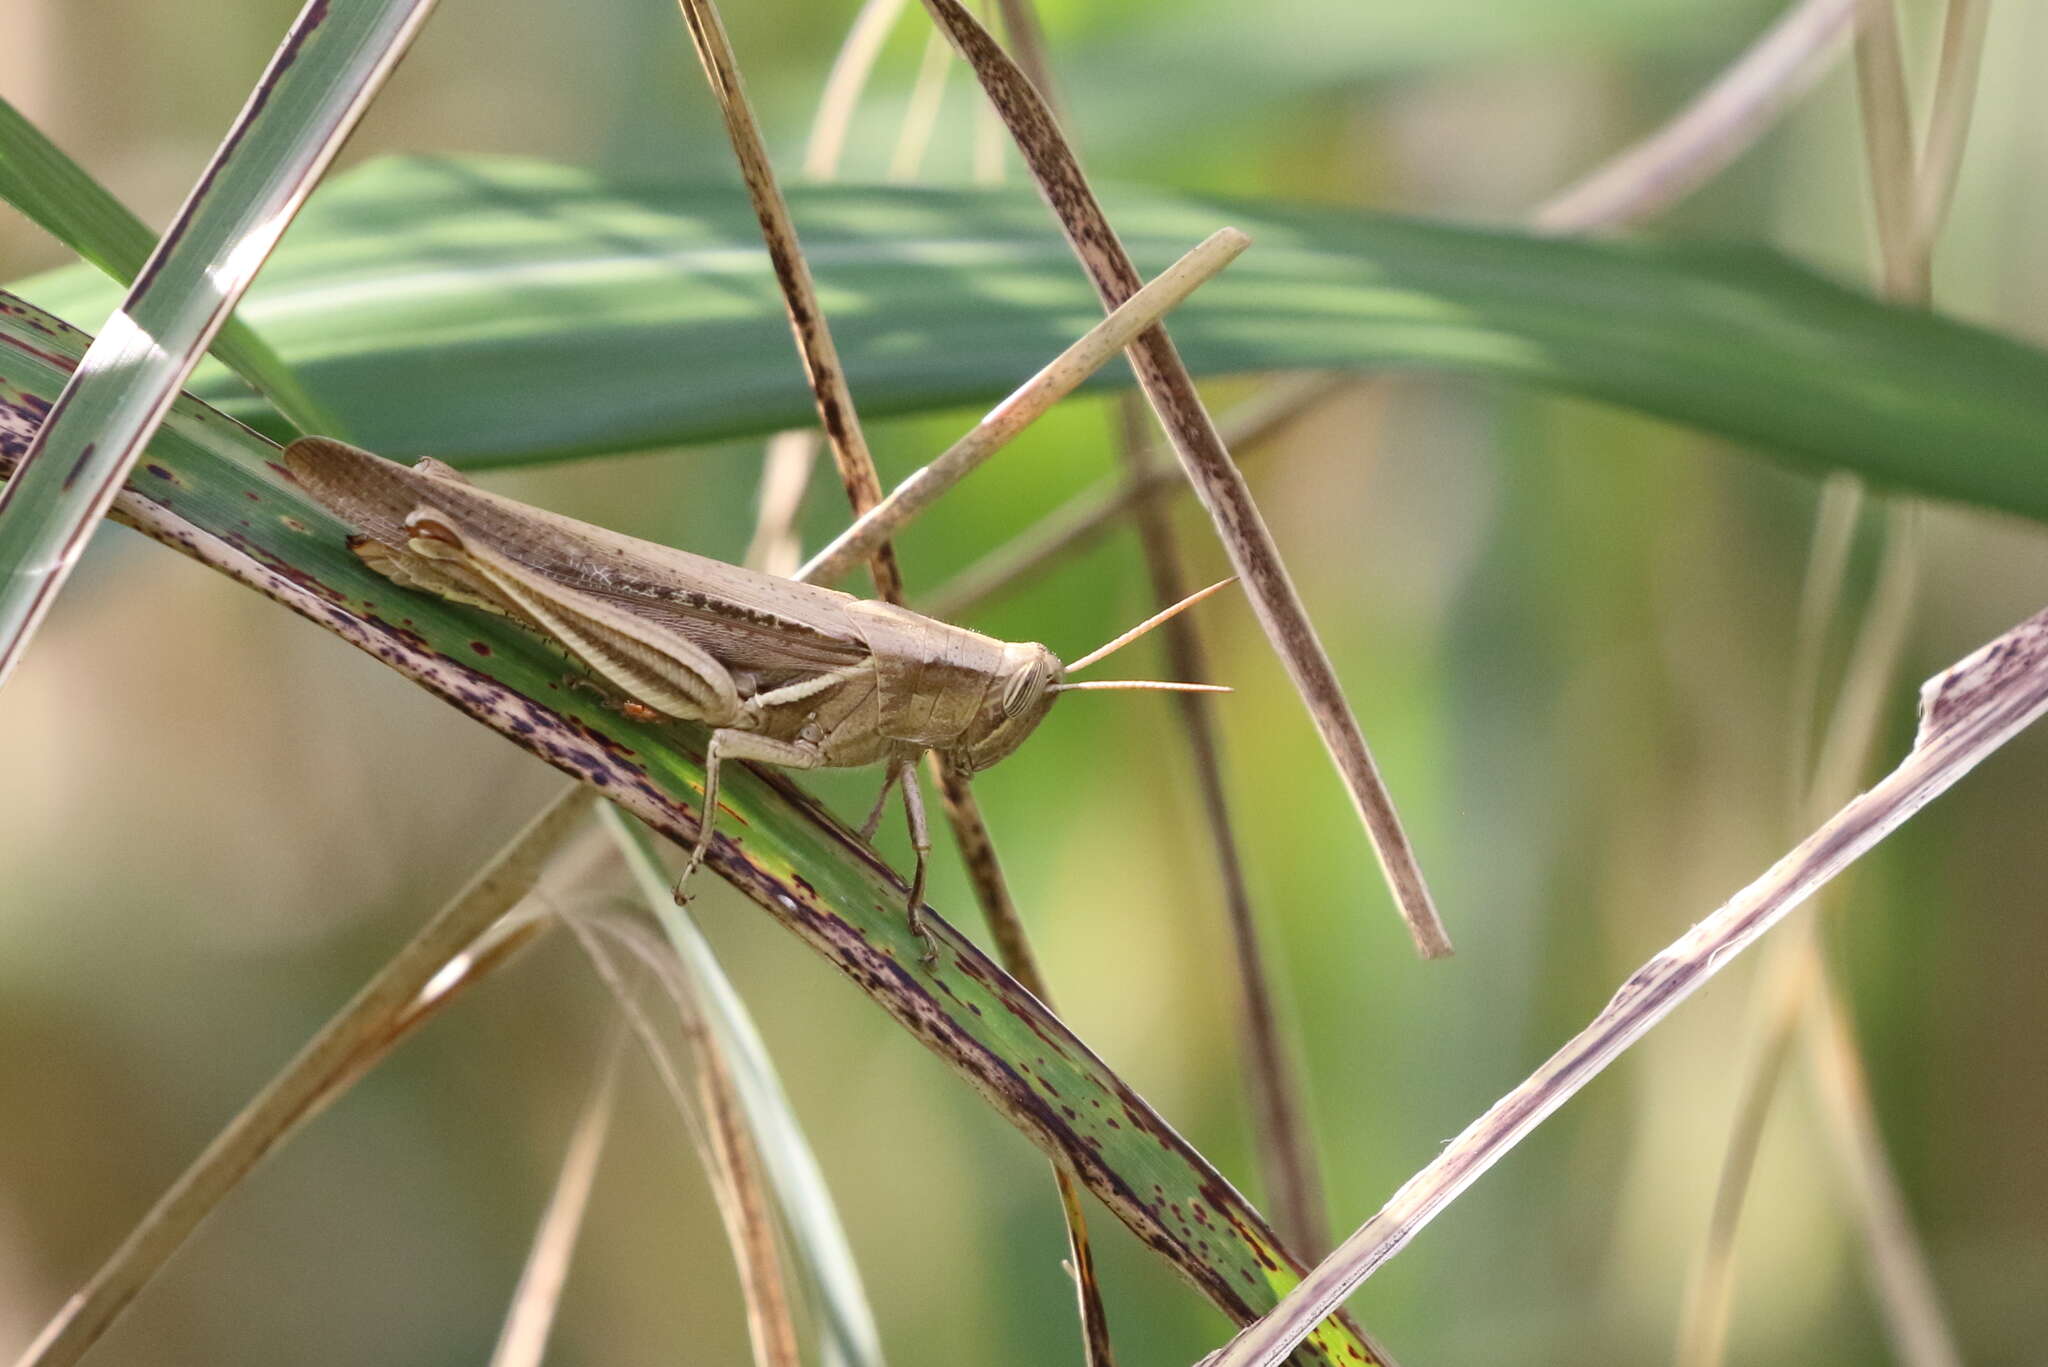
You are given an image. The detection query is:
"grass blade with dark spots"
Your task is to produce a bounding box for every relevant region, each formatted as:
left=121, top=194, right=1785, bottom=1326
left=0, top=287, right=1379, bottom=1367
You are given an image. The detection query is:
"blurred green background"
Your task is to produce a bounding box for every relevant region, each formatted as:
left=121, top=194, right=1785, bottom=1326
left=4, top=0, right=2046, bottom=1364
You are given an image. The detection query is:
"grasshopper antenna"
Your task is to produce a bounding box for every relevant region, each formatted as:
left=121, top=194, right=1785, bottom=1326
left=1052, top=680, right=1233, bottom=693
left=1063, top=577, right=1236, bottom=675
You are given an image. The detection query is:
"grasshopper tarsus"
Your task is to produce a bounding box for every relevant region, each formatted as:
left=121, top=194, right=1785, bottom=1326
left=906, top=895, right=938, bottom=966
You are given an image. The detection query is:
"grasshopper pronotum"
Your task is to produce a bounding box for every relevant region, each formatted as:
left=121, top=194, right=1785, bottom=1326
left=284, top=436, right=1228, bottom=951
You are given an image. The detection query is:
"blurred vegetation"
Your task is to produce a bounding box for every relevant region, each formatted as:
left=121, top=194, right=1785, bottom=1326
left=3, top=1, right=2046, bottom=1365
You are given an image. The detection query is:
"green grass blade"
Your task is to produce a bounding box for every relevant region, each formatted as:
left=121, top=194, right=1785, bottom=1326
left=0, top=0, right=436, bottom=689
left=0, top=94, right=339, bottom=435
left=0, top=287, right=1379, bottom=1367
left=16, top=154, right=2048, bottom=524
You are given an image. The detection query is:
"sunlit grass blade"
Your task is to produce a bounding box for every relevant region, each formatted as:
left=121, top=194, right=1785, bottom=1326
left=0, top=94, right=338, bottom=434
left=0, top=289, right=1374, bottom=1367
left=0, top=0, right=436, bottom=690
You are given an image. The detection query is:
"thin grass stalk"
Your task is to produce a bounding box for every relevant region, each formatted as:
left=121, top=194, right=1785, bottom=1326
left=1678, top=20, right=1964, bottom=1353
left=1112, top=394, right=1329, bottom=1259
left=1674, top=511, right=1928, bottom=1367
left=921, top=374, right=1349, bottom=620
left=668, top=2, right=1113, bottom=1351
left=488, top=1029, right=627, bottom=1367
left=1852, top=1, right=1924, bottom=296
left=891, top=30, right=957, bottom=181
left=568, top=914, right=804, bottom=1367
left=332, top=912, right=557, bottom=1097
left=1534, top=0, right=1867, bottom=233
left=668, top=0, right=904, bottom=602
left=1912, top=0, right=1991, bottom=252
left=11, top=785, right=595, bottom=1367
left=798, top=227, right=1250, bottom=586
left=1204, top=601, right=2048, bottom=1367
left=1803, top=967, right=1964, bottom=1367
left=805, top=0, right=912, bottom=178
left=746, top=429, right=821, bottom=577
left=1797, top=527, right=1960, bottom=1367
left=1781, top=473, right=1867, bottom=812
left=749, top=0, right=916, bottom=575
left=1671, top=936, right=1816, bottom=1367
left=918, top=0, right=1450, bottom=959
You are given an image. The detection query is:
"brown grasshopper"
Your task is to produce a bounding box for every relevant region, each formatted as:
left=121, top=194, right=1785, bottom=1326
left=283, top=437, right=1228, bottom=949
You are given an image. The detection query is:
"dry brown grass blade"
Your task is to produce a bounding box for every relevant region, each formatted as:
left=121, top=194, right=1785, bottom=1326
left=917, top=0, right=1450, bottom=959
left=12, top=785, right=597, bottom=1367
left=569, top=912, right=803, bottom=1367
left=799, top=227, right=1251, bottom=587
left=1205, top=602, right=2048, bottom=1367
left=669, top=0, right=903, bottom=602
left=1111, top=395, right=1330, bottom=1259
left=488, top=1029, right=627, bottom=1367
left=920, top=374, right=1348, bottom=619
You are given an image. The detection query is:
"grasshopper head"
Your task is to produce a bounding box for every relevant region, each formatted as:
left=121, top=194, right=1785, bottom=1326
left=954, top=642, right=1064, bottom=773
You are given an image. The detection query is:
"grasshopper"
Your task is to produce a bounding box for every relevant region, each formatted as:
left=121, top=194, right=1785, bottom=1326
left=283, top=436, right=1228, bottom=951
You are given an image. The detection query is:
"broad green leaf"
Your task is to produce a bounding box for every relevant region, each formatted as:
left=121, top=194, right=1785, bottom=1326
left=0, top=288, right=1381, bottom=1367
left=0, top=94, right=339, bottom=435
left=0, top=0, right=435, bottom=687
left=17, top=153, right=2048, bottom=523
